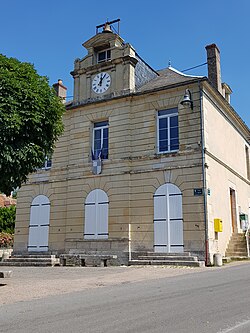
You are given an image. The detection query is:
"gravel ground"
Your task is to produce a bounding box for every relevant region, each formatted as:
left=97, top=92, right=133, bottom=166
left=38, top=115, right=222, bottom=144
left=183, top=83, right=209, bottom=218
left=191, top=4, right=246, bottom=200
left=0, top=263, right=244, bottom=305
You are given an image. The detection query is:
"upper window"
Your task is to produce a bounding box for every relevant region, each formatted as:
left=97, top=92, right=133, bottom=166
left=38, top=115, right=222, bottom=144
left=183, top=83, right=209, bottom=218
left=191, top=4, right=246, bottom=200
left=97, top=49, right=111, bottom=63
left=92, top=121, right=109, bottom=160
left=245, top=145, right=250, bottom=180
left=157, top=108, right=179, bottom=153
left=44, top=155, right=52, bottom=169
left=38, top=155, right=52, bottom=170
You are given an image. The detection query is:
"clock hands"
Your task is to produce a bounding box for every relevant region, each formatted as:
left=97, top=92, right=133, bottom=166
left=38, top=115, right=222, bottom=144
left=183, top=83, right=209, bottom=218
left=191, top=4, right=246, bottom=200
left=92, top=72, right=111, bottom=94
left=98, top=73, right=106, bottom=86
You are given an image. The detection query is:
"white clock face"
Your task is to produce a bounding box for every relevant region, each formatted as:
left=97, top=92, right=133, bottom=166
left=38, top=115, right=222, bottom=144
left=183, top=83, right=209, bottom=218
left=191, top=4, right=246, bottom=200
left=92, top=72, right=111, bottom=94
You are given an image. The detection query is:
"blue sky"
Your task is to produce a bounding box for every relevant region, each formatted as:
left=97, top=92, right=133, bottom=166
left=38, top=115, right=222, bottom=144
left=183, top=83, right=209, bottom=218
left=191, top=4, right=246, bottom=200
left=1, top=0, right=249, bottom=127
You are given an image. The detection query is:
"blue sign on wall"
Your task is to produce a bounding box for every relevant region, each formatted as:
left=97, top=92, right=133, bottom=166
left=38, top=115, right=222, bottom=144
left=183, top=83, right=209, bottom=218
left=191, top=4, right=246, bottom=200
left=194, top=188, right=203, bottom=196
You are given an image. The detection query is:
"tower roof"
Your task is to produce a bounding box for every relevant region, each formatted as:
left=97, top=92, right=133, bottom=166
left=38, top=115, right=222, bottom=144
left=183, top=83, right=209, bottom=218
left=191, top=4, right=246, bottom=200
left=137, top=66, right=205, bottom=93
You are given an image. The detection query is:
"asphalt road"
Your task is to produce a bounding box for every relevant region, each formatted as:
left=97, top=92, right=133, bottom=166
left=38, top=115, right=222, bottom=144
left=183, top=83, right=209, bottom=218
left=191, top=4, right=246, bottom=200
left=1, top=263, right=250, bottom=333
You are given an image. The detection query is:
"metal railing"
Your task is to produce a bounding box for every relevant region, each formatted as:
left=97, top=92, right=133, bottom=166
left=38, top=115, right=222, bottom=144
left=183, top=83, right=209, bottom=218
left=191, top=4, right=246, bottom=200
left=245, top=228, right=250, bottom=258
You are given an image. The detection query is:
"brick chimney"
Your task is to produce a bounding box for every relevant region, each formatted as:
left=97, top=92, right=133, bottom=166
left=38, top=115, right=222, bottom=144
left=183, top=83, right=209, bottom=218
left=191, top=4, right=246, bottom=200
left=205, top=44, right=222, bottom=94
left=53, top=79, right=67, bottom=103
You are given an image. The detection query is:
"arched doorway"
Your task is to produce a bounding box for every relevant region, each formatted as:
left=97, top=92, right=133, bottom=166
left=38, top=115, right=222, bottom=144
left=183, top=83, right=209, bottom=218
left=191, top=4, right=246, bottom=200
left=84, top=189, right=109, bottom=239
left=28, top=195, right=50, bottom=252
left=154, top=183, right=183, bottom=253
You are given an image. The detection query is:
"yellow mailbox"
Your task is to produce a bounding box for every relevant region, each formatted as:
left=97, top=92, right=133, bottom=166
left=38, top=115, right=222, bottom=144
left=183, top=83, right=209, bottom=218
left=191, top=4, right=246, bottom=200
left=214, top=218, right=223, bottom=232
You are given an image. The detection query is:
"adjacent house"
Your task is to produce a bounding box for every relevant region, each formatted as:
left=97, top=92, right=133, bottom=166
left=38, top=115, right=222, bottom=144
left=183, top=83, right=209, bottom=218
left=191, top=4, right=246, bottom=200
left=0, top=194, right=16, bottom=208
left=14, top=21, right=250, bottom=265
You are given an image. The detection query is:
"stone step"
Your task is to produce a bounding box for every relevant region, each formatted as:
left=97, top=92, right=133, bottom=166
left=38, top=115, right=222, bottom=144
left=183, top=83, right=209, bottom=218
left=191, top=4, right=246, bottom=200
left=3, top=258, right=53, bottom=263
left=225, top=251, right=248, bottom=257
left=229, top=242, right=246, bottom=245
left=227, top=241, right=247, bottom=246
left=226, top=247, right=247, bottom=252
left=142, top=252, right=192, bottom=257
left=230, top=234, right=245, bottom=239
left=225, top=233, right=248, bottom=257
left=0, top=254, right=60, bottom=267
left=129, top=260, right=205, bottom=267
left=226, top=246, right=247, bottom=251
left=227, top=256, right=249, bottom=260
left=223, top=256, right=249, bottom=263
left=137, top=255, right=198, bottom=262
left=13, top=254, right=57, bottom=258
left=227, top=237, right=246, bottom=241
left=0, top=261, right=52, bottom=267
left=227, top=240, right=247, bottom=244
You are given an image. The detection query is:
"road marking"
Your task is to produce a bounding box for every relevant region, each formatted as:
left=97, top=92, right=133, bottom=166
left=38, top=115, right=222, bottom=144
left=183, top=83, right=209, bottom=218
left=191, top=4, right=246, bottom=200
left=219, top=319, right=250, bottom=332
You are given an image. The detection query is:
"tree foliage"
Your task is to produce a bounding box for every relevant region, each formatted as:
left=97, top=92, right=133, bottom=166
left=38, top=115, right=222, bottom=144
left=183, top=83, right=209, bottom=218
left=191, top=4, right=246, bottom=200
left=0, top=205, right=16, bottom=234
left=0, top=54, right=65, bottom=195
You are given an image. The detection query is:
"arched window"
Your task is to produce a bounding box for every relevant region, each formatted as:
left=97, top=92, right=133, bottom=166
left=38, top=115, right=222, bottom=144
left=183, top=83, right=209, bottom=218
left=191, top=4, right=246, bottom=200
left=28, top=195, right=50, bottom=252
left=154, top=183, right=183, bottom=253
left=84, top=189, right=109, bottom=239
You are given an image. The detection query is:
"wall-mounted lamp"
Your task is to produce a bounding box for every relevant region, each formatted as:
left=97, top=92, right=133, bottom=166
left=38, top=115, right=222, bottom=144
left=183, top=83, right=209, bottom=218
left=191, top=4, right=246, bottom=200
left=180, top=89, right=193, bottom=110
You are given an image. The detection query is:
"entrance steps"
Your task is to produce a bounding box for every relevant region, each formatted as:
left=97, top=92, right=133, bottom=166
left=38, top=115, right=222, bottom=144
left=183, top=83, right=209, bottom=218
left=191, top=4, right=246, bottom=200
left=225, top=233, right=248, bottom=258
left=0, top=254, right=60, bottom=267
left=129, top=252, right=205, bottom=267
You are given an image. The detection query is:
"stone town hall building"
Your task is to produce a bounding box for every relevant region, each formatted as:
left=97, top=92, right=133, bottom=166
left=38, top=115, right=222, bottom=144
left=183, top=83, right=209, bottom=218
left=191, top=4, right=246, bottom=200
left=14, top=21, right=250, bottom=265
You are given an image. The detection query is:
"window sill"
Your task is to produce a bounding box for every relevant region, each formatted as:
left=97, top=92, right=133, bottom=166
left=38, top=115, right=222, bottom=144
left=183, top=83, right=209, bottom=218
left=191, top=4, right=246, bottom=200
left=157, top=150, right=179, bottom=155
left=37, top=167, right=52, bottom=171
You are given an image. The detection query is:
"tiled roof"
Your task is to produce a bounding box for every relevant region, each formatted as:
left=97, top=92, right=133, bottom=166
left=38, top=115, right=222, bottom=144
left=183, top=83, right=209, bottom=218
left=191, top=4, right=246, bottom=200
left=0, top=194, right=16, bottom=207
left=136, top=66, right=206, bottom=93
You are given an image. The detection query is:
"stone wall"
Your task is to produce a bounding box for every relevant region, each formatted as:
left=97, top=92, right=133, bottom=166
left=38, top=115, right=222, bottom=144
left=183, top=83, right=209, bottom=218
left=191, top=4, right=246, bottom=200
left=14, top=82, right=208, bottom=260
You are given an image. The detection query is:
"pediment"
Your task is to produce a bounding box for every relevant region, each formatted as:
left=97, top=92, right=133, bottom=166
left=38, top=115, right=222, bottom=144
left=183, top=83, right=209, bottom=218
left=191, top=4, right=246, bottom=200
left=83, top=32, right=124, bottom=50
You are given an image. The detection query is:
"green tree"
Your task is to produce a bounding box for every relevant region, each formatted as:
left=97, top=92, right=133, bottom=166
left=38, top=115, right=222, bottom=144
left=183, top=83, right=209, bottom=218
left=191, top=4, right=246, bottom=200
left=0, top=54, right=65, bottom=195
left=0, top=205, right=16, bottom=233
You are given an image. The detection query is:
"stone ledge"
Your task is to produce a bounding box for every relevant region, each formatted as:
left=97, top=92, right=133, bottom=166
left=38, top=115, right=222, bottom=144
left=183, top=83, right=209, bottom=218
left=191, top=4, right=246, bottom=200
left=59, top=254, right=120, bottom=267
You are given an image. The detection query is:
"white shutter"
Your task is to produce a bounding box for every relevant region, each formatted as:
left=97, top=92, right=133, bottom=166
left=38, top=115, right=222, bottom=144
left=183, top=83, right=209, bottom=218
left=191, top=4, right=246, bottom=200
left=28, top=204, right=40, bottom=250
left=84, top=189, right=109, bottom=239
left=28, top=195, right=50, bottom=252
left=96, top=189, right=108, bottom=239
left=84, top=203, right=96, bottom=239
left=84, top=190, right=97, bottom=239
left=154, top=184, right=183, bottom=253
left=154, top=193, right=168, bottom=252
left=169, top=193, right=183, bottom=253
left=97, top=202, right=108, bottom=239
left=38, top=203, right=50, bottom=250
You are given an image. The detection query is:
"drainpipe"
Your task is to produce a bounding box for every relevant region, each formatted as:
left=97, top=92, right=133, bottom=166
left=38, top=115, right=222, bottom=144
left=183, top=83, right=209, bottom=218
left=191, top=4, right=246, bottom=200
left=199, top=82, right=209, bottom=265
left=128, top=223, right=132, bottom=262
left=246, top=228, right=250, bottom=258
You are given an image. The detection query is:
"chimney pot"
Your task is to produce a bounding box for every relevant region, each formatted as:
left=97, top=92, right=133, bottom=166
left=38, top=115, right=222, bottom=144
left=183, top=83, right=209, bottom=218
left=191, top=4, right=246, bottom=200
left=205, top=43, right=222, bottom=94
left=53, top=79, right=67, bottom=103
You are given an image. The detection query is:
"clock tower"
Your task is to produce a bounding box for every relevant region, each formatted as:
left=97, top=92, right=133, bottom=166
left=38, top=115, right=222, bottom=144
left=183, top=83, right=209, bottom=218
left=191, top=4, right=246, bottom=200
left=71, top=19, right=139, bottom=104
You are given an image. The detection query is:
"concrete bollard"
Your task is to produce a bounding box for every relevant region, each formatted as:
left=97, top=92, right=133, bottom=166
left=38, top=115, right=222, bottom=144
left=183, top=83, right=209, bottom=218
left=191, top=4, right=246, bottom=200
left=0, top=271, right=13, bottom=278
left=214, top=253, right=223, bottom=267
left=2, top=251, right=10, bottom=260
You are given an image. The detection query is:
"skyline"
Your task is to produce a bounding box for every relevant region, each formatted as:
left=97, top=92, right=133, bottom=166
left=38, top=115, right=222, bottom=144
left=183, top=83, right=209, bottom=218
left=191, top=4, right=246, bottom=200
left=1, top=0, right=249, bottom=127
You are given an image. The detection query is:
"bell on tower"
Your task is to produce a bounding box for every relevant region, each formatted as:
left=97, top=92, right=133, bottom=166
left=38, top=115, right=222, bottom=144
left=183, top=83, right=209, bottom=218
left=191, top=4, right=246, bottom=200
left=96, top=19, right=120, bottom=35
left=102, top=23, right=112, bottom=33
